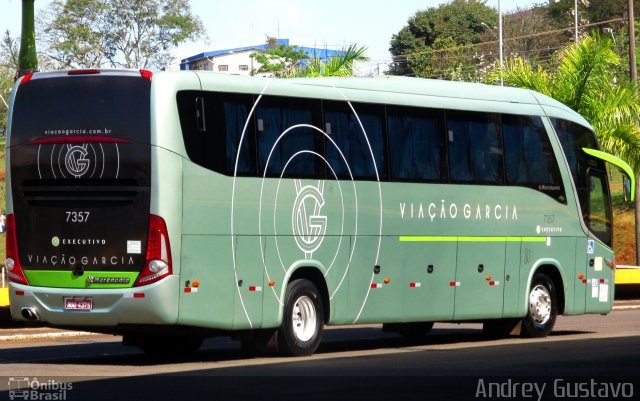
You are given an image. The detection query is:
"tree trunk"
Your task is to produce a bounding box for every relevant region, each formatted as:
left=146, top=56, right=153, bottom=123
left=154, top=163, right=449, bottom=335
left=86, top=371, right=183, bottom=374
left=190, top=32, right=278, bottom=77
left=17, top=0, right=38, bottom=78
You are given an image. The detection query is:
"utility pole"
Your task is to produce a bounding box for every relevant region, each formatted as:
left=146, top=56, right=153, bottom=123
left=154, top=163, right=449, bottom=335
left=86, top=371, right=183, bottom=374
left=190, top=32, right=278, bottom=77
left=17, top=0, right=38, bottom=78
left=629, top=0, right=637, bottom=82
left=574, top=0, right=579, bottom=44
left=498, top=0, right=503, bottom=86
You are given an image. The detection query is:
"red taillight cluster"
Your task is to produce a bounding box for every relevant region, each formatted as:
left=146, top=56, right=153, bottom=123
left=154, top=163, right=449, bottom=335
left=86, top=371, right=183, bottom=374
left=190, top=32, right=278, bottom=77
left=19, top=72, right=34, bottom=85
left=134, top=215, right=172, bottom=287
left=5, top=214, right=29, bottom=285
left=139, top=70, right=153, bottom=81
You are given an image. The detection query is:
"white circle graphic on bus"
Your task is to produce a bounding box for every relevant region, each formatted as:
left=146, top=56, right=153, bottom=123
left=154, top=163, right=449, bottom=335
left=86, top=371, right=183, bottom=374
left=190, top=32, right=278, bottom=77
left=64, top=145, right=91, bottom=178
left=229, top=81, right=384, bottom=328
left=292, top=182, right=327, bottom=258
left=36, top=143, right=121, bottom=180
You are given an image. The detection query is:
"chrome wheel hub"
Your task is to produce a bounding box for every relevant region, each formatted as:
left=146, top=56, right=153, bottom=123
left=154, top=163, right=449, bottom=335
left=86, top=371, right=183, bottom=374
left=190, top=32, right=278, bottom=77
left=291, top=295, right=316, bottom=342
left=529, top=284, right=552, bottom=325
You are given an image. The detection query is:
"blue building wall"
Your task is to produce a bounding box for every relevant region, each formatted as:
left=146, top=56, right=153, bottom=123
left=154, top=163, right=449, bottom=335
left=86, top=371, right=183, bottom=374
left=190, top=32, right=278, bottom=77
left=180, top=39, right=345, bottom=71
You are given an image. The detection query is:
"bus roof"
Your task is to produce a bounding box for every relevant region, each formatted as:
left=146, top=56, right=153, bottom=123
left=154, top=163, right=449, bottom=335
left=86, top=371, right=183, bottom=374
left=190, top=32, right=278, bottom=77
left=186, top=72, right=592, bottom=129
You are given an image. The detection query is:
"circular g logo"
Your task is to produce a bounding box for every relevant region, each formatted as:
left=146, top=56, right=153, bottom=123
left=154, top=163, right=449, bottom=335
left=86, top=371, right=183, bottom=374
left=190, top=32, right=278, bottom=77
left=292, top=181, right=327, bottom=258
left=64, top=145, right=91, bottom=178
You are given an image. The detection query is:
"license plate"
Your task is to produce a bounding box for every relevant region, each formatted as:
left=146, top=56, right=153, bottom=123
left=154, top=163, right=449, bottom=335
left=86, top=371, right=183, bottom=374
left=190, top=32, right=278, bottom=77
left=64, top=297, right=93, bottom=311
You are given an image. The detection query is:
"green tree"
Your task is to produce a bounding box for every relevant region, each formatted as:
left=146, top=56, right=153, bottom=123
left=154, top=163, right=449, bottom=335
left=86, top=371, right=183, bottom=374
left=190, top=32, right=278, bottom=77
left=41, top=0, right=108, bottom=68
left=388, top=0, right=497, bottom=79
left=42, top=0, right=206, bottom=69
left=1, top=31, right=20, bottom=135
left=250, top=39, right=308, bottom=78
left=492, top=33, right=640, bottom=261
left=493, top=33, right=640, bottom=167
left=251, top=38, right=369, bottom=78
left=299, top=44, right=369, bottom=77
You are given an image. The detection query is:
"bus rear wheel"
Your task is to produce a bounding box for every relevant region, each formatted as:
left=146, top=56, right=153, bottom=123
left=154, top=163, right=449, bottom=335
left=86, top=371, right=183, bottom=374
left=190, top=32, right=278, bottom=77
left=521, top=272, right=558, bottom=338
left=278, top=279, right=324, bottom=356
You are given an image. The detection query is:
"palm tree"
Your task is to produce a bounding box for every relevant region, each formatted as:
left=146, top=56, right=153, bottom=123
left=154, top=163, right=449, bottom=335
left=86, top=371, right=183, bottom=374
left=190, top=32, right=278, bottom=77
left=494, top=33, right=640, bottom=166
left=297, top=44, right=369, bottom=77
left=492, top=32, right=640, bottom=263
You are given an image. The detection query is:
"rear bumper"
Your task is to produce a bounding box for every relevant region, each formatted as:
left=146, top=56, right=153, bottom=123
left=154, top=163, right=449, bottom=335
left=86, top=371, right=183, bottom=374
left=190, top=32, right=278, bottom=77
left=9, top=275, right=179, bottom=327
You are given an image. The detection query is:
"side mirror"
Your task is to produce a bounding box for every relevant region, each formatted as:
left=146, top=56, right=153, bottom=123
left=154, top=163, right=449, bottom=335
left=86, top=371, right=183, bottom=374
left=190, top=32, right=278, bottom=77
left=624, top=175, right=633, bottom=203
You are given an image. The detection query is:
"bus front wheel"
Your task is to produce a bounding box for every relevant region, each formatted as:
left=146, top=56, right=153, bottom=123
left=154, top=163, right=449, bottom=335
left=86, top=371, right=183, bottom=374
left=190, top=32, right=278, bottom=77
left=278, top=279, right=324, bottom=356
left=521, top=272, right=558, bottom=338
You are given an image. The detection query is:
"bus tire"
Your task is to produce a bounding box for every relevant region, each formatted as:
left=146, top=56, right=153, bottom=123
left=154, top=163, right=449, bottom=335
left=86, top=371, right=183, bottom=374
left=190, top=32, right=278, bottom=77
left=278, top=279, right=324, bottom=356
left=521, top=272, right=558, bottom=338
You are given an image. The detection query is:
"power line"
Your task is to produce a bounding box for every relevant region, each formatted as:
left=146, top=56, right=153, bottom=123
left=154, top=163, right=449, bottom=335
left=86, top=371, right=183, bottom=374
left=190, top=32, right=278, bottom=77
left=392, top=18, right=626, bottom=60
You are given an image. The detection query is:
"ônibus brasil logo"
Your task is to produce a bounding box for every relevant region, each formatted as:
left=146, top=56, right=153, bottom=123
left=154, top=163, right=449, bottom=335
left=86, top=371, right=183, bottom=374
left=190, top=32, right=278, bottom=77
left=292, top=180, right=327, bottom=259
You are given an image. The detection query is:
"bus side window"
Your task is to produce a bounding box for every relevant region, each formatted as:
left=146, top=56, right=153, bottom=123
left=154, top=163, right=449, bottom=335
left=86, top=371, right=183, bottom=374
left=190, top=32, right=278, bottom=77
left=503, top=114, right=565, bottom=202
left=447, top=110, right=503, bottom=184
left=177, top=91, right=256, bottom=176
left=588, top=171, right=612, bottom=245
left=552, top=118, right=600, bottom=210
left=323, top=101, right=386, bottom=180
left=256, top=96, right=323, bottom=178
left=387, top=106, right=446, bottom=182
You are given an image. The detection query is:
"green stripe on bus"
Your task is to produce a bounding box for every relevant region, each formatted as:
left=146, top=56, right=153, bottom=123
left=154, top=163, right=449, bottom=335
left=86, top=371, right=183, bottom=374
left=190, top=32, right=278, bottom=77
left=24, top=271, right=139, bottom=289
left=399, top=236, right=548, bottom=243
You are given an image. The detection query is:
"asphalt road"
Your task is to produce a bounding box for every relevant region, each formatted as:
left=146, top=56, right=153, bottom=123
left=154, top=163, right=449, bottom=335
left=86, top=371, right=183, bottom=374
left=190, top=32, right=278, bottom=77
left=0, top=308, right=639, bottom=401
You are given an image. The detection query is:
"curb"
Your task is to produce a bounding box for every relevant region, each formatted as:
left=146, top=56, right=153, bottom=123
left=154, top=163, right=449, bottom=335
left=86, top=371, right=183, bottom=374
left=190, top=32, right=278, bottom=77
left=0, top=330, right=99, bottom=342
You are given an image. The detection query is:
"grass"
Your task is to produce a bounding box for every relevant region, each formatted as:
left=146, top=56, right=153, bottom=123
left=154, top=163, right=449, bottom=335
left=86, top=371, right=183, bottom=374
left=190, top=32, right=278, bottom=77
left=611, top=175, right=636, bottom=266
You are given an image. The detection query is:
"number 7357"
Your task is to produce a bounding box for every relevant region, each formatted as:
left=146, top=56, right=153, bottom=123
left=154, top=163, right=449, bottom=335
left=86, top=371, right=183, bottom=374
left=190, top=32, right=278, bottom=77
left=66, top=211, right=90, bottom=223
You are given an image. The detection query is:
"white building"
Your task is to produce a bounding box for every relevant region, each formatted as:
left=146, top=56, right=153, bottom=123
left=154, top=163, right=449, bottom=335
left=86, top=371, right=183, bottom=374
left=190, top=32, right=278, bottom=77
left=180, top=39, right=344, bottom=76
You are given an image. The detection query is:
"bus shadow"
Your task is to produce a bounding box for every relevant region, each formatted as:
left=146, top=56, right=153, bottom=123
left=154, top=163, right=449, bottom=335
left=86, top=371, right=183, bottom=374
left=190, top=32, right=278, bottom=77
left=3, top=326, right=594, bottom=367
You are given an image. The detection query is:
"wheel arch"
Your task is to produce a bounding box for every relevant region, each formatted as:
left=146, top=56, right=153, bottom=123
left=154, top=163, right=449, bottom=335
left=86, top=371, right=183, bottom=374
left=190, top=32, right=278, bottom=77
left=526, top=261, right=566, bottom=315
left=287, top=266, right=330, bottom=324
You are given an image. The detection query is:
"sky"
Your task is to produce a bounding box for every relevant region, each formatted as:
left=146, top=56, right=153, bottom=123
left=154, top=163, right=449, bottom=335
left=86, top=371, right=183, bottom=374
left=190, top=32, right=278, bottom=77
left=1, top=0, right=542, bottom=74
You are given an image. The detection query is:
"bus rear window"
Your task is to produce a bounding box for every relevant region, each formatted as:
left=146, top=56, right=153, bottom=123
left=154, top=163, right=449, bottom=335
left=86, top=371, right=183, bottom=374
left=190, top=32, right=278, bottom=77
left=11, top=75, right=151, bottom=146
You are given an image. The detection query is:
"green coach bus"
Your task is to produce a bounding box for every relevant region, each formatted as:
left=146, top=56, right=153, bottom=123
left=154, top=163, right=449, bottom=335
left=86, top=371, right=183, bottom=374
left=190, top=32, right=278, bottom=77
left=5, top=69, right=634, bottom=356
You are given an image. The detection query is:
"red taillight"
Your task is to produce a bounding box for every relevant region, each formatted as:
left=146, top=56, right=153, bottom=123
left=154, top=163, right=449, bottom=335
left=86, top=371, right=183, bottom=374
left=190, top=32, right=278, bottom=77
left=20, top=72, right=34, bottom=85
left=140, top=70, right=153, bottom=80
left=134, top=215, right=172, bottom=287
left=68, top=69, right=100, bottom=75
left=5, top=214, right=29, bottom=285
